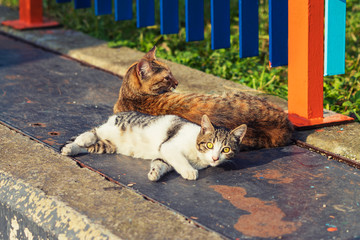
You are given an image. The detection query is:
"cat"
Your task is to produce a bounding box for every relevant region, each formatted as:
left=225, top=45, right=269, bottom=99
left=61, top=111, right=247, bottom=181
left=113, top=47, right=293, bottom=150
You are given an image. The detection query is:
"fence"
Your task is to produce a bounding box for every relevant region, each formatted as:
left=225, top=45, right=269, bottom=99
left=1, top=0, right=354, bottom=127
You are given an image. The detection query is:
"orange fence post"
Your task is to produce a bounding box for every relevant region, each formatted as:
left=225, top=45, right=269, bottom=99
left=287, top=0, right=353, bottom=128
left=1, top=0, right=59, bottom=30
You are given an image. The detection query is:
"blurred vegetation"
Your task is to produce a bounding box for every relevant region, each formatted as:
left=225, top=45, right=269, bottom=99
left=1, top=0, right=359, bottom=121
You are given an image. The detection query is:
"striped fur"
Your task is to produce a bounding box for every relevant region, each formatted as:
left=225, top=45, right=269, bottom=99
left=87, top=139, right=116, bottom=154
left=61, top=112, right=247, bottom=181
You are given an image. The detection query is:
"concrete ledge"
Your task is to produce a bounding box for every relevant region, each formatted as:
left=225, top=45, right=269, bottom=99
left=294, top=122, right=360, bottom=160
left=0, top=171, right=120, bottom=240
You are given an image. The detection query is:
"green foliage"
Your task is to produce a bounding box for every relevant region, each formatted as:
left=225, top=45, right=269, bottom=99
left=1, top=0, right=359, bottom=121
left=0, top=0, right=17, bottom=7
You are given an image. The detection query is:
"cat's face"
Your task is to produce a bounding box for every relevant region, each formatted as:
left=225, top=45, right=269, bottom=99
left=196, top=115, right=247, bottom=167
left=135, top=46, right=178, bottom=95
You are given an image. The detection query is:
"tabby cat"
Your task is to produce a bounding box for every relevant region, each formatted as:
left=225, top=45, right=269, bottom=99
left=61, top=111, right=247, bottom=181
left=113, top=47, right=293, bottom=150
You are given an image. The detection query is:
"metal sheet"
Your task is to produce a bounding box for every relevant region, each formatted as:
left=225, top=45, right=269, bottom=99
left=1, top=33, right=360, bottom=239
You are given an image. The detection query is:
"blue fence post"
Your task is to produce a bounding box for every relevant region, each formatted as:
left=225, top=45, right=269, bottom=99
left=136, top=0, right=155, bottom=28
left=95, top=0, right=112, bottom=16
left=324, top=0, right=346, bottom=76
left=211, top=0, right=230, bottom=50
left=160, top=0, right=179, bottom=34
left=185, top=0, right=204, bottom=42
left=74, top=0, right=91, bottom=9
left=269, top=0, right=288, bottom=67
left=115, top=0, right=133, bottom=21
left=239, top=0, right=258, bottom=58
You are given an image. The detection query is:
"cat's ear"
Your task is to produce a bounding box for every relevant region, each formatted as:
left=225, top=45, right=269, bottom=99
left=200, top=115, right=215, bottom=135
left=136, top=59, right=151, bottom=80
left=143, top=46, right=157, bottom=60
left=230, top=124, right=247, bottom=143
left=137, top=46, right=156, bottom=79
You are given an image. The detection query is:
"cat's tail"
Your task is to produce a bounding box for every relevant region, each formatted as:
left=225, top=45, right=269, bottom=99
left=242, top=120, right=293, bottom=150
left=241, top=94, right=294, bottom=149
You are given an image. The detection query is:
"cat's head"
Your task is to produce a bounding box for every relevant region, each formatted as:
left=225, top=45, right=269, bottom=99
left=132, top=46, right=178, bottom=95
left=196, top=115, right=247, bottom=167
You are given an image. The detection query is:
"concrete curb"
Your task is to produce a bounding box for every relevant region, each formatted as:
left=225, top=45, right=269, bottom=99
left=0, top=171, right=121, bottom=240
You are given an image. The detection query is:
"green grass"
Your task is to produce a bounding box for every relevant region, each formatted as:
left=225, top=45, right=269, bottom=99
left=1, top=0, right=359, bottom=121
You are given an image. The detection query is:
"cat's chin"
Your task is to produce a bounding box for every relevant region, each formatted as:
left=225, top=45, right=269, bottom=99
left=156, top=86, right=176, bottom=94
left=209, top=161, right=221, bottom=167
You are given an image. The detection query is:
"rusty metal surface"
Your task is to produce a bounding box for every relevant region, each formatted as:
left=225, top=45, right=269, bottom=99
left=1, top=33, right=360, bottom=239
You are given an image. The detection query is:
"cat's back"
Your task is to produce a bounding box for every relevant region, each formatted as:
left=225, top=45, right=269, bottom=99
left=112, top=111, right=177, bottom=139
left=113, top=111, right=188, bottom=132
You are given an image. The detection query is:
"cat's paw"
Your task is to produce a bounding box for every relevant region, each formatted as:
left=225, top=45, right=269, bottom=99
left=148, top=159, right=173, bottom=181
left=148, top=167, right=161, bottom=182
left=180, top=169, right=198, bottom=181
left=74, top=132, right=97, bottom=147
left=61, top=143, right=83, bottom=156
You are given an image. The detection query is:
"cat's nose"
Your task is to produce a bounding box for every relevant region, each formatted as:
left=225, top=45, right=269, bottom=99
left=169, top=73, right=178, bottom=87
left=212, top=156, right=219, bottom=161
left=172, top=78, right=178, bottom=87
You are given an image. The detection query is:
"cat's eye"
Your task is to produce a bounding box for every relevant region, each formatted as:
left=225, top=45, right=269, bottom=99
left=206, top=142, right=213, bottom=149
left=222, top=147, right=231, bottom=153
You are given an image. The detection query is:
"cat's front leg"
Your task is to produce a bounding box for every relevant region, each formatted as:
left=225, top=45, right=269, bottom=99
left=73, top=131, right=97, bottom=147
left=161, top=153, right=198, bottom=180
left=148, top=158, right=173, bottom=181
left=179, top=167, right=198, bottom=180
left=61, top=142, right=87, bottom=156
left=61, top=131, right=97, bottom=156
left=160, top=146, right=199, bottom=180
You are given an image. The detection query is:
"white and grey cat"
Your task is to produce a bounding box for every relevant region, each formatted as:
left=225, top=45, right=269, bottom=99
left=61, top=111, right=247, bottom=181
